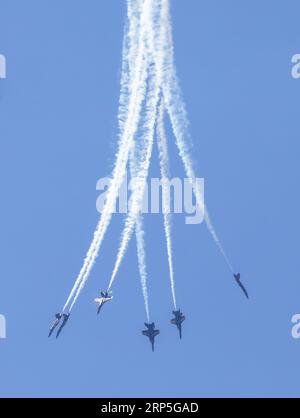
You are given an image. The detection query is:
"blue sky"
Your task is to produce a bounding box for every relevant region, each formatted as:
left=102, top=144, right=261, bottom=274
left=0, top=0, right=300, bottom=397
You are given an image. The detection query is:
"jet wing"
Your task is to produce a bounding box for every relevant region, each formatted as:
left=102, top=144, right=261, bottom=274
left=154, top=330, right=160, bottom=336
left=95, top=296, right=113, bottom=304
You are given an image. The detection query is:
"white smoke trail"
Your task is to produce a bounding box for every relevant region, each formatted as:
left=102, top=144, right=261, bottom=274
left=108, top=72, right=158, bottom=291
left=134, top=214, right=150, bottom=321
left=129, top=139, right=150, bottom=321
left=123, top=1, right=150, bottom=321
left=156, top=100, right=177, bottom=309
left=126, top=2, right=151, bottom=321
left=108, top=0, right=168, bottom=290
left=63, top=0, right=234, bottom=314
left=68, top=1, right=154, bottom=312
left=119, top=0, right=144, bottom=137
left=65, top=0, right=154, bottom=312
left=160, top=1, right=234, bottom=273
left=63, top=0, right=142, bottom=311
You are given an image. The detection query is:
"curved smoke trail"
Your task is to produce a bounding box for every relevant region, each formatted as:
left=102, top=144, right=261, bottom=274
left=156, top=100, right=177, bottom=309
left=108, top=0, right=167, bottom=290
left=125, top=1, right=151, bottom=321
left=69, top=1, right=153, bottom=312
left=108, top=69, right=159, bottom=291
left=160, top=1, right=234, bottom=274
left=63, top=0, right=140, bottom=311
left=65, top=0, right=154, bottom=312
left=63, top=0, right=234, bottom=314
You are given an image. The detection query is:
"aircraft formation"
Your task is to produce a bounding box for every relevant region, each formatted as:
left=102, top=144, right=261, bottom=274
left=48, top=273, right=248, bottom=351
left=49, top=1, right=251, bottom=350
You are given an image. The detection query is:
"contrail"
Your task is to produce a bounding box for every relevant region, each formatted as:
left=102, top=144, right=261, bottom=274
left=108, top=0, right=167, bottom=291
left=160, top=1, right=234, bottom=274
left=65, top=0, right=154, bottom=312
left=63, top=0, right=139, bottom=311
left=108, top=70, right=159, bottom=291
left=62, top=0, right=235, bottom=315
left=129, top=142, right=150, bottom=322
left=68, top=0, right=154, bottom=312
left=126, top=1, right=151, bottom=321
left=63, top=0, right=144, bottom=311
left=119, top=0, right=144, bottom=137
left=135, top=214, right=150, bottom=321
left=156, top=99, right=177, bottom=309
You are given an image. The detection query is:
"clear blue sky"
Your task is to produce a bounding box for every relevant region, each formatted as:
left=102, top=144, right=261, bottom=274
left=0, top=0, right=300, bottom=397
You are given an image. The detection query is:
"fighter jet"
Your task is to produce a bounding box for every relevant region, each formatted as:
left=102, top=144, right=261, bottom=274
left=142, top=323, right=160, bottom=352
left=94, top=291, right=113, bottom=314
left=56, top=313, right=70, bottom=338
left=171, top=309, right=185, bottom=339
left=48, top=313, right=62, bottom=338
left=234, top=273, right=249, bottom=299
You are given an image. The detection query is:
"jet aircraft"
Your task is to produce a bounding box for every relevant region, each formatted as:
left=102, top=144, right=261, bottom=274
left=234, top=273, right=249, bottom=299
left=142, top=323, right=160, bottom=352
left=94, top=291, right=113, bottom=314
left=56, top=313, right=70, bottom=338
left=171, top=309, right=185, bottom=339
